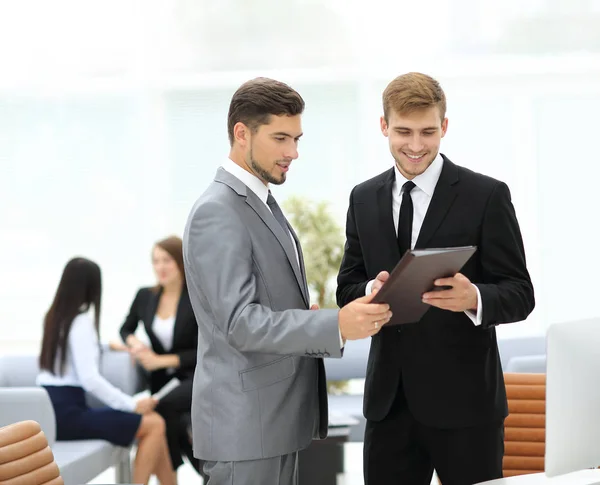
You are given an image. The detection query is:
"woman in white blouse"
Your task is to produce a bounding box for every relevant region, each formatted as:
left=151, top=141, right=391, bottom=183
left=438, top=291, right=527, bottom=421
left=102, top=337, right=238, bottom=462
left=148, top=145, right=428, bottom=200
left=37, top=257, right=175, bottom=485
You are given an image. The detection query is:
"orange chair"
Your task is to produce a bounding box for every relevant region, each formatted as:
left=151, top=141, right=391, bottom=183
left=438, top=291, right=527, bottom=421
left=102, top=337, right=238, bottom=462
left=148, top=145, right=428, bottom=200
left=438, top=373, right=546, bottom=485
left=0, top=420, right=63, bottom=485
left=503, top=373, right=546, bottom=477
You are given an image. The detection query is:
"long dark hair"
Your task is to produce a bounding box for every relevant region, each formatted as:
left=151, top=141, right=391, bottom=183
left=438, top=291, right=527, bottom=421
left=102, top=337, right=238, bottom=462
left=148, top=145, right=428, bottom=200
left=39, top=257, right=102, bottom=375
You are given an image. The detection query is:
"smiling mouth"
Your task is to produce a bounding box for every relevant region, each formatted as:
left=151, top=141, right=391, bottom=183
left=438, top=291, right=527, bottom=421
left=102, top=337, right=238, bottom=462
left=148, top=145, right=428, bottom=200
left=277, top=163, right=290, bottom=172
left=403, top=152, right=426, bottom=162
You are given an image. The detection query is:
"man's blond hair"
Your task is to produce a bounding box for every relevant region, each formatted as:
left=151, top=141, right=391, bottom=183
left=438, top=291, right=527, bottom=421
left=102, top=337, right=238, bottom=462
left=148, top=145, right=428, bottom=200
left=382, top=72, right=446, bottom=122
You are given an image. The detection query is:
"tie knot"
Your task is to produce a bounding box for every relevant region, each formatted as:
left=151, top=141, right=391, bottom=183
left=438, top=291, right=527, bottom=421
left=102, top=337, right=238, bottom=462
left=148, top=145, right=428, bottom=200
left=402, top=181, right=416, bottom=194
left=267, top=191, right=276, bottom=206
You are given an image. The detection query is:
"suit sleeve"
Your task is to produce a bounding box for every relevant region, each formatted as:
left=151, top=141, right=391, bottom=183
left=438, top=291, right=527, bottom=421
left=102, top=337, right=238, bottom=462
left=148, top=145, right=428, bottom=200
left=175, top=314, right=198, bottom=370
left=185, top=200, right=342, bottom=358
left=177, top=349, right=197, bottom=369
left=119, top=289, right=144, bottom=343
left=476, top=182, right=535, bottom=327
left=336, top=188, right=369, bottom=307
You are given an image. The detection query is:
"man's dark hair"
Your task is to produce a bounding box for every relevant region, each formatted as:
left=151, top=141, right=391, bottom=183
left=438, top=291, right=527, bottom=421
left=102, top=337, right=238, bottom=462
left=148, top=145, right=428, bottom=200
left=227, top=77, right=305, bottom=146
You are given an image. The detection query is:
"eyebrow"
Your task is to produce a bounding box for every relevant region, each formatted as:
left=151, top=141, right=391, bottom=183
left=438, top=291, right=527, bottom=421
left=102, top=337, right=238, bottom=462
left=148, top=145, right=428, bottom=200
left=394, top=126, right=439, bottom=131
left=272, top=132, right=303, bottom=139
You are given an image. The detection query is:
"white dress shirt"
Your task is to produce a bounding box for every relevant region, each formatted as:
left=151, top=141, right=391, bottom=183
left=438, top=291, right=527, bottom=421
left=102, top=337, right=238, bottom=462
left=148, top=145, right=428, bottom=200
left=37, top=313, right=136, bottom=411
left=366, top=153, right=483, bottom=326
left=221, top=158, right=344, bottom=345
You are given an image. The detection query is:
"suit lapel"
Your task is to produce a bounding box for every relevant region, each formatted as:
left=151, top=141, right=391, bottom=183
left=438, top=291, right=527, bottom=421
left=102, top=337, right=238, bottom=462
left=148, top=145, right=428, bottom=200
left=145, top=288, right=166, bottom=354
left=415, top=156, right=460, bottom=249
left=376, top=168, right=402, bottom=264
left=215, top=168, right=309, bottom=307
left=244, top=193, right=309, bottom=306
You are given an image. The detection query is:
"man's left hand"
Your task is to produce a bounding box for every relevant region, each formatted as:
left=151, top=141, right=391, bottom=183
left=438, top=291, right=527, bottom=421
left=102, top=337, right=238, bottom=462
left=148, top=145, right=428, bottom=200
left=422, top=273, right=478, bottom=312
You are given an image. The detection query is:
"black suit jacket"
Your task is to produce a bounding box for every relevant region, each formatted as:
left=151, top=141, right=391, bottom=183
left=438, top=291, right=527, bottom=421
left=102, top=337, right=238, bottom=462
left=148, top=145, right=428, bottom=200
left=119, top=285, right=198, bottom=393
left=337, top=155, right=535, bottom=429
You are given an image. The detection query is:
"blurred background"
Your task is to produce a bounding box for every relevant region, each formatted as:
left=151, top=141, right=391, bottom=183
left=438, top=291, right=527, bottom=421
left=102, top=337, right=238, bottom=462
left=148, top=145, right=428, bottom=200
left=1, top=0, right=599, bottom=353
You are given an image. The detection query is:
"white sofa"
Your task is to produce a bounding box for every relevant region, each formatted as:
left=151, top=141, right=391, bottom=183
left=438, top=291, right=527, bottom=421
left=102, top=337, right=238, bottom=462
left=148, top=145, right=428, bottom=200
left=0, top=348, right=144, bottom=485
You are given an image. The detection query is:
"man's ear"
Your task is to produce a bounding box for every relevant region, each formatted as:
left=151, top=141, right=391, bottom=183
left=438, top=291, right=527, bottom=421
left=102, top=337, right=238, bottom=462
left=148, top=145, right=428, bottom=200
left=380, top=116, right=389, bottom=137
left=233, top=122, right=250, bottom=147
left=441, top=117, right=448, bottom=138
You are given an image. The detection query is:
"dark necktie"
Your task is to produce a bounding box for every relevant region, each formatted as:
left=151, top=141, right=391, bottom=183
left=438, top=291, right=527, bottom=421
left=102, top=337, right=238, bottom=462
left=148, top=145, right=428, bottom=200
left=267, top=191, right=307, bottom=294
left=267, top=191, right=288, bottom=233
left=397, top=181, right=416, bottom=256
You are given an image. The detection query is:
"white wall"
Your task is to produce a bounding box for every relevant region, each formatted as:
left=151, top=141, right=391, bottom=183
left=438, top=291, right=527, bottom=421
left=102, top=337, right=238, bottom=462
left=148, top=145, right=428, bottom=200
left=1, top=0, right=599, bottom=353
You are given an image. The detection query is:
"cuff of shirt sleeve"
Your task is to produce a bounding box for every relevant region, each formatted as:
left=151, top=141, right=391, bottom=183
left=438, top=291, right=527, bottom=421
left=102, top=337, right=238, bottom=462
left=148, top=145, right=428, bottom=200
left=464, top=284, right=483, bottom=326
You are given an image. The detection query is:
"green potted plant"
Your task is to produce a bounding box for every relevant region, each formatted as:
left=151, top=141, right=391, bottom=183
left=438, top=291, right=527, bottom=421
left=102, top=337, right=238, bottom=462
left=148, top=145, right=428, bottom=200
left=283, top=196, right=349, bottom=394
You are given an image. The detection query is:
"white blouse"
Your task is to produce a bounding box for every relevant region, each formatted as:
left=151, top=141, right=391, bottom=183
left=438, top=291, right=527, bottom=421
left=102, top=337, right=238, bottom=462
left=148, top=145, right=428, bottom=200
left=36, top=313, right=136, bottom=412
left=152, top=315, right=175, bottom=351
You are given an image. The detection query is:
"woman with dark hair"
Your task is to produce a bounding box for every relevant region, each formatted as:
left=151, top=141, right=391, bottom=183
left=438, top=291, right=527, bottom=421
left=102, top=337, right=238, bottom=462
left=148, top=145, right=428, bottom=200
left=119, top=236, right=200, bottom=481
left=37, top=257, right=175, bottom=485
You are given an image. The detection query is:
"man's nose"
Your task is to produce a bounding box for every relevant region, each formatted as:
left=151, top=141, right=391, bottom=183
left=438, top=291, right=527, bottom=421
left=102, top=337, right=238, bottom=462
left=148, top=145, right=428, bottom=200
left=408, top=135, right=424, bottom=153
left=284, top=144, right=299, bottom=160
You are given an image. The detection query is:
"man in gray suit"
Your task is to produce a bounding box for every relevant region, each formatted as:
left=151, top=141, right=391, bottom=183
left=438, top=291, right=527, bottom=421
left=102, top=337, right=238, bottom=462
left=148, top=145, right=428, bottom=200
left=183, top=77, right=392, bottom=485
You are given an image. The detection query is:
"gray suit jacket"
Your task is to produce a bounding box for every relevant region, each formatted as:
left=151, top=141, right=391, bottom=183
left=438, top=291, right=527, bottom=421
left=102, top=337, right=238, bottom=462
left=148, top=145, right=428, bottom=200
left=183, top=168, right=342, bottom=462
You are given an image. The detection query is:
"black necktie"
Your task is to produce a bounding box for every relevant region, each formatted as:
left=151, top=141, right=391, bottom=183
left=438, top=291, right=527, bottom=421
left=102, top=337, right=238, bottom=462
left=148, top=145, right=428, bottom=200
left=397, top=181, right=416, bottom=256
left=267, top=191, right=288, bottom=233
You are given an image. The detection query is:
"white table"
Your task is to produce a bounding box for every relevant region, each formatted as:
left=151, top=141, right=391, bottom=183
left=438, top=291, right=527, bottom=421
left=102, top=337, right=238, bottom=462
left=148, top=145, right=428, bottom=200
left=477, top=469, right=600, bottom=484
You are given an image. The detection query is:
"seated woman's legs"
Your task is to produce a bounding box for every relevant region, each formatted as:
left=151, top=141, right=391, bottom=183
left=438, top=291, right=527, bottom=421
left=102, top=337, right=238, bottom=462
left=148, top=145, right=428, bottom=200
left=178, top=412, right=208, bottom=480
left=134, top=412, right=175, bottom=485
left=155, top=378, right=195, bottom=473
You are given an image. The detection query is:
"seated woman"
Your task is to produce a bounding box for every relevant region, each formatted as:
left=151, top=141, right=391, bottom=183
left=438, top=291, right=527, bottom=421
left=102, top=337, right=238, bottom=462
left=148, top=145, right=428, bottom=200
left=37, top=257, right=175, bottom=485
left=119, top=235, right=201, bottom=479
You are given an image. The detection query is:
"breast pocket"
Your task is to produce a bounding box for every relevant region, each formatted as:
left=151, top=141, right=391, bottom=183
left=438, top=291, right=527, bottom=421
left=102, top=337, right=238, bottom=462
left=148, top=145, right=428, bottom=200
left=239, top=356, right=295, bottom=392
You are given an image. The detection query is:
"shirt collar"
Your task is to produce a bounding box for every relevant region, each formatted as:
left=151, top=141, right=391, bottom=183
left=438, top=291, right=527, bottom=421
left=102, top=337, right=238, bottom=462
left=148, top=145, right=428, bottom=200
left=222, top=158, right=270, bottom=205
left=393, top=152, right=444, bottom=197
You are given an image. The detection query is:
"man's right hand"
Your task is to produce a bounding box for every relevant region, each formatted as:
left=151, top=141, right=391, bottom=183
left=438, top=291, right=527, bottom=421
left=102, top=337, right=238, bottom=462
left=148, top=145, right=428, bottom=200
left=338, top=290, right=392, bottom=340
left=365, top=271, right=390, bottom=295
left=371, top=271, right=390, bottom=293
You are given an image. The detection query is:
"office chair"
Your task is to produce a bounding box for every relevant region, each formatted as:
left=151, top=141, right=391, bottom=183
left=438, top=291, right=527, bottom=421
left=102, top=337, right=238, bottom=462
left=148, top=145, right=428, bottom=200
left=0, top=420, right=63, bottom=485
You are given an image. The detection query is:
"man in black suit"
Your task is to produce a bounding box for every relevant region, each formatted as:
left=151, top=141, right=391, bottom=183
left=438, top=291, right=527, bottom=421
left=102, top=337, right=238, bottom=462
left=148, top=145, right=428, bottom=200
left=336, top=72, right=535, bottom=485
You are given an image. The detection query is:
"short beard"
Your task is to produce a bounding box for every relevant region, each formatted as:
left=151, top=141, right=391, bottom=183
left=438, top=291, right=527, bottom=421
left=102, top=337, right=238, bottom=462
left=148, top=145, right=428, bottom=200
left=248, top=146, right=285, bottom=185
